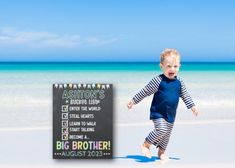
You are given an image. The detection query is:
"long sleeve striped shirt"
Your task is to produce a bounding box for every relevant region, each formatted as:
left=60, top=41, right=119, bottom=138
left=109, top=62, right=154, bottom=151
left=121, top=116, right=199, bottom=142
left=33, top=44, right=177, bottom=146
left=132, top=74, right=195, bottom=123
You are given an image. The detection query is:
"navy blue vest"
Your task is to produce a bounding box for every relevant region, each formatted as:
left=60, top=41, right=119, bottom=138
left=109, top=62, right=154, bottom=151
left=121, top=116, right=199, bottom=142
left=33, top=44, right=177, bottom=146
left=150, top=74, right=181, bottom=123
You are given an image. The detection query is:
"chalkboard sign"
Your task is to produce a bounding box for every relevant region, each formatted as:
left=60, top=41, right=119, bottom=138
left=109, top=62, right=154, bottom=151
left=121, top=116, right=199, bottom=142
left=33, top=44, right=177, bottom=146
left=53, top=84, right=113, bottom=159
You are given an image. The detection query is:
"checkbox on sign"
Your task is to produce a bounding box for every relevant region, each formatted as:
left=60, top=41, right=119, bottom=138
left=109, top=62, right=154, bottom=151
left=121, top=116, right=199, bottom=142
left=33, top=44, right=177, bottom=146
left=61, top=105, right=68, bottom=112
left=62, top=120, right=68, bottom=127
left=62, top=113, right=68, bottom=119
left=62, top=128, right=69, bottom=134
left=62, top=134, right=69, bottom=140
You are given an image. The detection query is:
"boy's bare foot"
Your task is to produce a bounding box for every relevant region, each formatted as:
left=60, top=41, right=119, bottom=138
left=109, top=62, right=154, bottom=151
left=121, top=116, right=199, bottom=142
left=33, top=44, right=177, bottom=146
left=159, top=153, right=168, bottom=160
left=158, top=148, right=168, bottom=160
left=140, top=143, right=151, bottom=158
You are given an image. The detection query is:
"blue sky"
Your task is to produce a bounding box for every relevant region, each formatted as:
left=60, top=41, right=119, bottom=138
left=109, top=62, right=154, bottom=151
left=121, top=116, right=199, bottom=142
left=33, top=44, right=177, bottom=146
left=0, top=0, right=235, bottom=62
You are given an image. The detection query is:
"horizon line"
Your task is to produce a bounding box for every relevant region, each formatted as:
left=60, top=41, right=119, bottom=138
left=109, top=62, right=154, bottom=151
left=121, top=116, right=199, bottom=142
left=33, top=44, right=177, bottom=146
left=0, top=61, right=235, bottom=64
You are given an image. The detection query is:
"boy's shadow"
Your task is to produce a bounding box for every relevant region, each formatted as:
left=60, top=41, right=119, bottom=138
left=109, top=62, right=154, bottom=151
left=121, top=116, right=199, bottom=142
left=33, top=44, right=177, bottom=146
left=114, top=155, right=180, bottom=163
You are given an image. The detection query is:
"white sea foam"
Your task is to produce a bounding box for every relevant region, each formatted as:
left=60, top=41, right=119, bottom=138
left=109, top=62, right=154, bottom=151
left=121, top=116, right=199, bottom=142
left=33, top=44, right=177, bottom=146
left=0, top=71, right=234, bottom=128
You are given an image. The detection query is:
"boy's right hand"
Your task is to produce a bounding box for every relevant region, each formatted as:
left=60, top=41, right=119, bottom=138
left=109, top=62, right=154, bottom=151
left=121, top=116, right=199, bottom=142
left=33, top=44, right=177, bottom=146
left=191, top=106, right=198, bottom=116
left=127, top=100, right=134, bottom=109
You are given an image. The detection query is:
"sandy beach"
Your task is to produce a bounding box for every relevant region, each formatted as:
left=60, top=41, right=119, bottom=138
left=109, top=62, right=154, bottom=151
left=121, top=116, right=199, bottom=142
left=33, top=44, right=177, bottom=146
left=1, top=120, right=235, bottom=168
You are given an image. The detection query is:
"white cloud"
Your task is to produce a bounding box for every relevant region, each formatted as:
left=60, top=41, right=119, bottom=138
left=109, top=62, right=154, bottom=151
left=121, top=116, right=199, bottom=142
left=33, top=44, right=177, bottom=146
left=85, top=37, right=119, bottom=46
left=0, top=27, right=118, bottom=48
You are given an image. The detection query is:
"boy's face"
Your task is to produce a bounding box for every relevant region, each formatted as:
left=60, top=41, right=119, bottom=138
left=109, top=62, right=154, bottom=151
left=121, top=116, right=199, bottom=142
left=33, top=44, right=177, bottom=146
left=160, top=55, right=180, bottom=79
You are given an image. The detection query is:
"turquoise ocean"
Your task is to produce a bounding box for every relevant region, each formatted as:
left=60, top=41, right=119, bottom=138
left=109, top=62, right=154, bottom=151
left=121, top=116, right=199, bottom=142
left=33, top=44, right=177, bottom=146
left=1, top=62, right=235, bottom=71
left=0, top=62, right=235, bottom=128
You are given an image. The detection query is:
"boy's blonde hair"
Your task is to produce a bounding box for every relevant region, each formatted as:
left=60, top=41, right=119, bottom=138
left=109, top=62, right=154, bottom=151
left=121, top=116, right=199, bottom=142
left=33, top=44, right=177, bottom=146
left=160, top=48, right=180, bottom=63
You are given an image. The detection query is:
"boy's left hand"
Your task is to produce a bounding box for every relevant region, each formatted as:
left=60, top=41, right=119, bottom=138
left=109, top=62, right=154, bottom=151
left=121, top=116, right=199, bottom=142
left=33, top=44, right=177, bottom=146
left=127, top=100, right=134, bottom=109
left=191, top=106, right=198, bottom=116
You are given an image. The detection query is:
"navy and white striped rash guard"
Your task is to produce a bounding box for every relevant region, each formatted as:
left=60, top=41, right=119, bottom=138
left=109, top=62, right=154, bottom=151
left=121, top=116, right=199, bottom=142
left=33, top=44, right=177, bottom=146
left=132, top=74, right=195, bottom=123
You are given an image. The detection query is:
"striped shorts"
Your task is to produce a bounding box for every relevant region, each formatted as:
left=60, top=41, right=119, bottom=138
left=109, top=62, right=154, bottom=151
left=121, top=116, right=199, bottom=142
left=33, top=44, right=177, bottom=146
left=145, top=118, right=174, bottom=150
